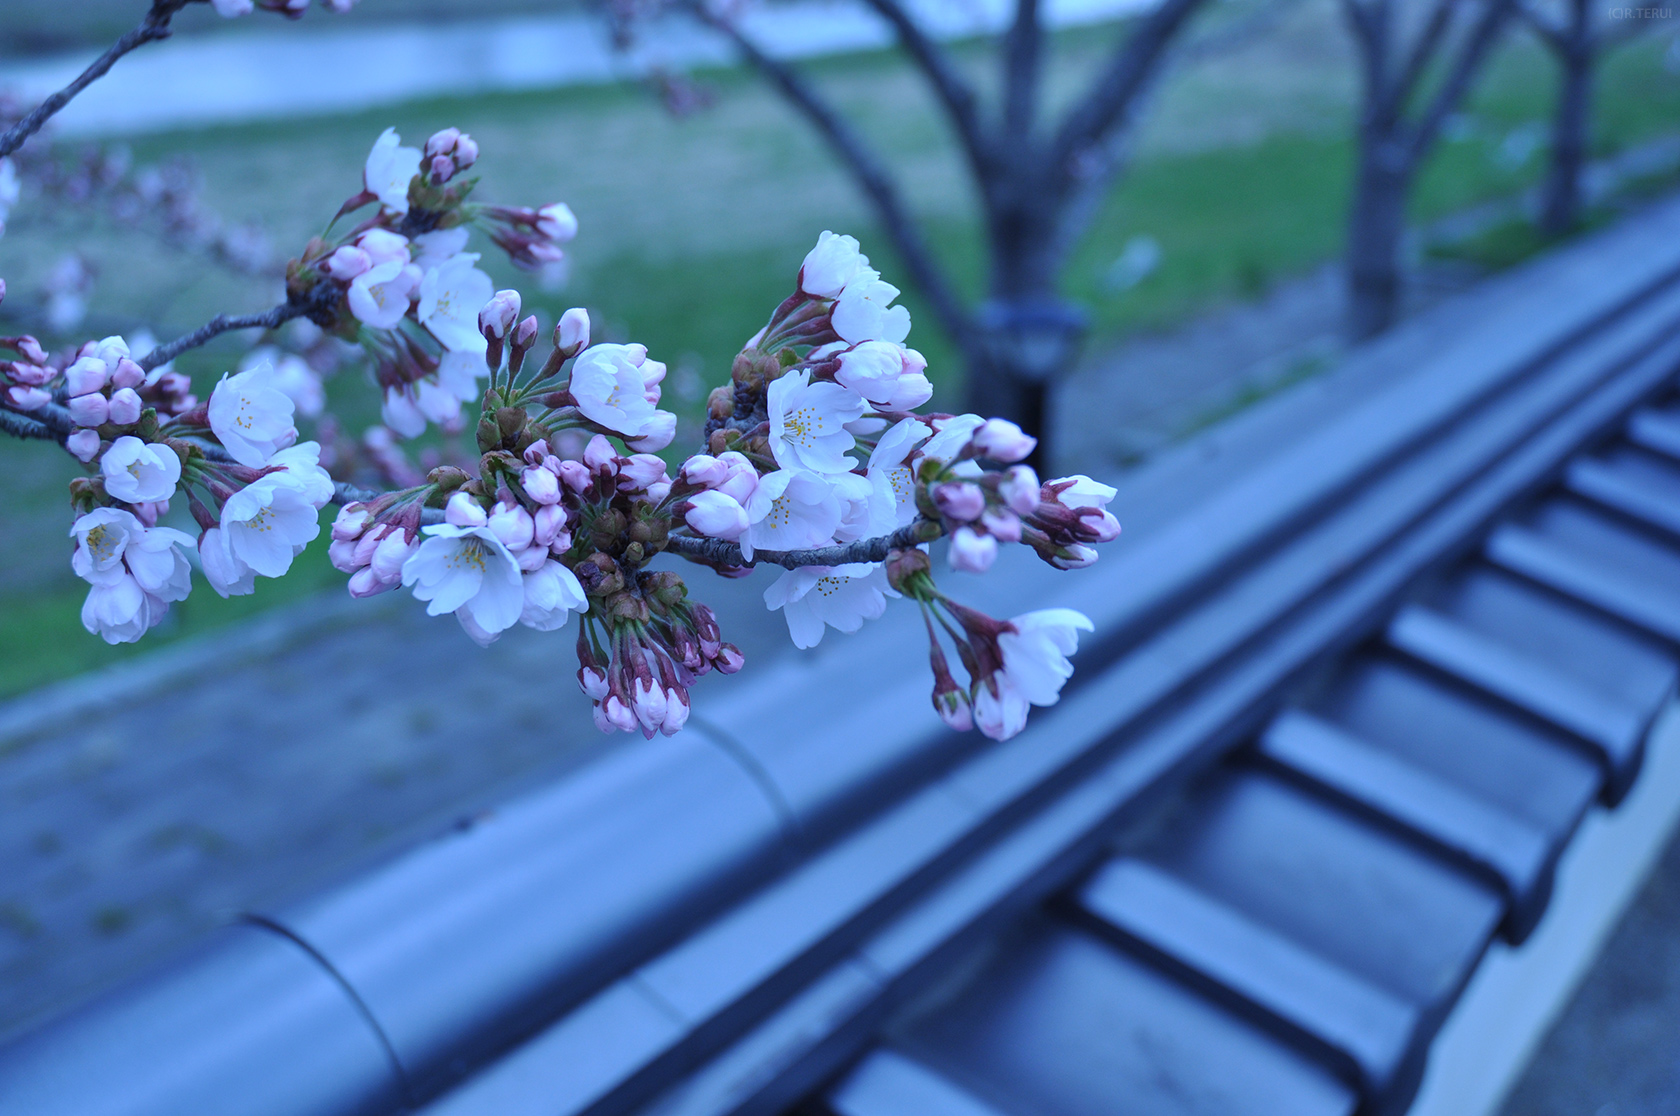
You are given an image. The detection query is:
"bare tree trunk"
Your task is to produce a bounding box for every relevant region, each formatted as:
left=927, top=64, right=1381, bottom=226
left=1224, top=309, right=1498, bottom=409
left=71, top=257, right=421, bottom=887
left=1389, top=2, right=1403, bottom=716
left=1347, top=145, right=1411, bottom=340
left=1539, top=0, right=1592, bottom=235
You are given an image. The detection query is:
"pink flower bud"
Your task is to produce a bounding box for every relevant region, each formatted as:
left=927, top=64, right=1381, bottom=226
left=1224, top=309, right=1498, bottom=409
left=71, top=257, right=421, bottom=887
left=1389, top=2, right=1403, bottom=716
left=537, top=203, right=578, bottom=242
left=680, top=453, right=726, bottom=488
left=66, top=428, right=101, bottom=462
left=357, top=228, right=411, bottom=266
left=936, top=690, right=973, bottom=733
left=514, top=315, right=540, bottom=349
left=632, top=677, right=668, bottom=734
left=972, top=418, right=1036, bottom=463
left=428, top=154, right=455, bottom=182
left=132, top=500, right=165, bottom=528
left=584, top=434, right=618, bottom=475
left=424, top=127, right=461, bottom=159
left=517, top=544, right=549, bottom=573
left=604, top=695, right=638, bottom=733
left=488, top=502, right=535, bottom=552
left=626, top=411, right=676, bottom=453
left=521, top=439, right=550, bottom=466
left=445, top=491, right=488, bottom=528
left=453, top=134, right=479, bottom=168
left=548, top=530, right=574, bottom=557
left=369, top=532, right=415, bottom=582
left=661, top=688, right=690, bottom=735
left=933, top=481, right=985, bottom=523
left=981, top=508, right=1023, bottom=544
left=683, top=491, right=748, bottom=539
left=521, top=465, right=561, bottom=505
left=13, top=337, right=46, bottom=365
left=716, top=644, right=745, bottom=674
left=999, top=465, right=1041, bottom=516
left=533, top=503, right=568, bottom=547
left=5, top=385, right=49, bottom=411
left=558, top=459, right=593, bottom=493
left=6, top=361, right=51, bottom=386
left=714, top=452, right=759, bottom=505
left=619, top=454, right=669, bottom=491
left=68, top=392, right=109, bottom=427
left=111, top=358, right=146, bottom=390
left=556, top=307, right=589, bottom=356
left=347, top=567, right=391, bottom=598
left=646, top=480, right=672, bottom=504
left=1051, top=543, right=1099, bottom=570
left=65, top=356, right=109, bottom=397
left=325, top=245, right=373, bottom=281
left=107, top=387, right=143, bottom=426
left=579, top=667, right=609, bottom=701
left=351, top=528, right=385, bottom=568
left=949, top=526, right=998, bottom=573
left=1084, top=510, right=1123, bottom=544
left=332, top=503, right=371, bottom=540
left=328, top=538, right=364, bottom=573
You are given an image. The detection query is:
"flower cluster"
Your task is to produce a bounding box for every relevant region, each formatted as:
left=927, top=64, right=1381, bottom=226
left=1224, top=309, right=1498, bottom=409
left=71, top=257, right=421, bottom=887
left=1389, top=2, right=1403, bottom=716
left=211, top=0, right=358, bottom=18
left=6, top=129, right=1121, bottom=745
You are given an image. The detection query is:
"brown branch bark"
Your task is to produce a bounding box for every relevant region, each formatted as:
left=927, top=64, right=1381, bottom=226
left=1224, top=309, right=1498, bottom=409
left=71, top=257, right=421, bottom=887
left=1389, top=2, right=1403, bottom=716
left=666, top=519, right=942, bottom=570
left=140, top=302, right=310, bottom=371
left=0, top=1, right=194, bottom=161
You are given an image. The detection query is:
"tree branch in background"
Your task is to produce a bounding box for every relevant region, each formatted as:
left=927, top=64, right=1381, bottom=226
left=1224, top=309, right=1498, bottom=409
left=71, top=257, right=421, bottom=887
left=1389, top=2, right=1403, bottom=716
left=665, top=519, right=942, bottom=569
left=689, top=2, right=978, bottom=351
left=0, top=409, right=59, bottom=442
left=859, top=0, right=994, bottom=178
left=0, top=0, right=194, bottom=161
left=140, top=303, right=311, bottom=372
left=1049, top=0, right=1211, bottom=189
left=1002, top=0, right=1043, bottom=154
left=1409, top=0, right=1514, bottom=156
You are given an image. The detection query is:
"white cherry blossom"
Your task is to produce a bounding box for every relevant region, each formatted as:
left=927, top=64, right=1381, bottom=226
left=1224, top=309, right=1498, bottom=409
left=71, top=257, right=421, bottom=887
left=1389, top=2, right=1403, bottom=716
left=832, top=271, right=911, bottom=344
left=800, top=231, right=868, bottom=298
left=767, top=369, right=864, bottom=474
left=364, top=128, right=421, bottom=215
left=401, top=523, right=526, bottom=645
left=411, top=228, right=470, bottom=271
left=419, top=253, right=494, bottom=353
left=70, top=509, right=193, bottom=644
left=520, top=560, right=588, bottom=631
left=200, top=527, right=256, bottom=598
left=209, top=364, right=298, bottom=468
left=742, top=470, right=841, bottom=561
left=764, top=562, right=895, bottom=648
left=348, top=260, right=422, bottom=331
left=100, top=436, right=181, bottom=504
left=569, top=343, right=664, bottom=439
left=868, top=417, right=930, bottom=529
left=219, top=473, right=324, bottom=578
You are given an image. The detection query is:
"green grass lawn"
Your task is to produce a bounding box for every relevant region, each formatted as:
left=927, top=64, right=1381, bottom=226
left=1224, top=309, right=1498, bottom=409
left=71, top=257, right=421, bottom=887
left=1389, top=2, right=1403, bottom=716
left=1, top=10, right=1677, bottom=697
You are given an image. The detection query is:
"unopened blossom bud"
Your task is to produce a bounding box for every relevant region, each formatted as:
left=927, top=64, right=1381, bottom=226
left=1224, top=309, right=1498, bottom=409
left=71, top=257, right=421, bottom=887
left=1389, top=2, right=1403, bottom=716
left=683, top=490, right=749, bottom=540
left=936, top=691, right=973, bottom=732
left=579, top=667, right=609, bottom=701
left=950, top=526, right=998, bottom=573
left=350, top=528, right=385, bottom=568
left=445, top=491, right=488, bottom=528
left=479, top=289, right=521, bottom=341
left=680, top=454, right=726, bottom=489
left=357, top=228, right=411, bottom=266
left=513, top=315, right=540, bottom=350
left=5, top=385, right=49, bottom=411
left=517, top=545, right=549, bottom=573
left=584, top=434, right=619, bottom=475
left=347, top=567, right=389, bottom=598
left=107, top=387, right=143, bottom=426
left=981, top=507, right=1023, bottom=544
left=632, top=678, right=668, bottom=734
left=933, top=481, right=986, bottom=523
left=972, top=418, right=1036, bottom=463
left=556, top=307, right=589, bottom=357
left=522, top=439, right=551, bottom=466
left=332, top=503, right=371, bottom=541
left=716, top=644, right=745, bottom=674
left=533, top=503, right=568, bottom=548
left=329, top=538, right=361, bottom=572
left=12, top=337, right=45, bottom=365
left=212, top=0, right=254, bottom=16
left=521, top=465, right=561, bottom=505
left=112, top=358, right=146, bottom=390
left=999, top=465, right=1041, bottom=516
left=68, top=393, right=110, bottom=427
left=620, top=454, right=669, bottom=492
left=325, top=245, right=373, bottom=281
left=558, top=459, right=592, bottom=494
left=537, top=203, right=578, bottom=243
left=1052, top=543, right=1099, bottom=570
left=65, top=356, right=108, bottom=397
left=603, top=695, right=638, bottom=733
left=424, top=127, right=461, bottom=159
left=488, top=502, right=536, bottom=552
left=370, top=531, right=416, bottom=582
left=66, top=429, right=101, bottom=462
left=662, top=688, right=690, bottom=735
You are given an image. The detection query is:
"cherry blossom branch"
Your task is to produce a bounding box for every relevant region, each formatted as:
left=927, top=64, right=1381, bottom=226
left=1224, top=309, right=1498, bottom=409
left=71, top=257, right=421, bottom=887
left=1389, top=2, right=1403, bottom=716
left=140, top=301, right=312, bottom=372
left=0, top=0, right=194, bottom=161
left=0, top=409, right=58, bottom=442
left=665, top=519, right=943, bottom=570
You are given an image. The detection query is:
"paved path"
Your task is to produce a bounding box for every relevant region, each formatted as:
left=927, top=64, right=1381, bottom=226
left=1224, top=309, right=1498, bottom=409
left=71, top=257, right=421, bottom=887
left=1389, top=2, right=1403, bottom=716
left=0, top=0, right=1151, bottom=138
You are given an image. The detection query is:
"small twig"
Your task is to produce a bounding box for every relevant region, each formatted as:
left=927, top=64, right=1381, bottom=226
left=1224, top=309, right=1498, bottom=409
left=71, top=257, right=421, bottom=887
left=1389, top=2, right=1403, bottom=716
left=665, top=520, right=942, bottom=570
left=0, top=1, right=193, bottom=161
left=141, top=301, right=309, bottom=371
